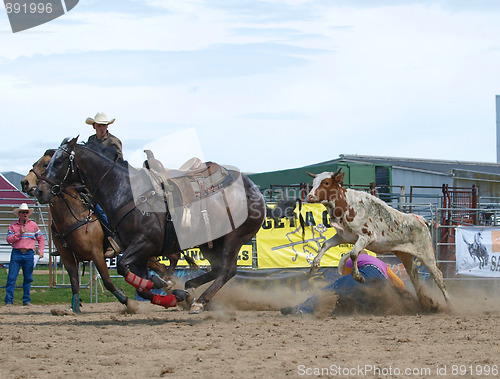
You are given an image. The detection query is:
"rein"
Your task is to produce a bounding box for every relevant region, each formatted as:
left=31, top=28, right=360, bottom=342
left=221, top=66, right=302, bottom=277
left=51, top=215, right=99, bottom=243
left=67, top=144, right=120, bottom=206
left=61, top=191, right=93, bottom=222
left=31, top=168, right=79, bottom=200
left=72, top=145, right=160, bottom=231
left=90, top=155, right=119, bottom=204
left=50, top=191, right=99, bottom=249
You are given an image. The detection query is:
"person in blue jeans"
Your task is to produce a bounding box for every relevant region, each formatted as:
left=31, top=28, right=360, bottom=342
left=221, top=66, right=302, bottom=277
left=281, top=253, right=405, bottom=316
left=4, top=203, right=45, bottom=306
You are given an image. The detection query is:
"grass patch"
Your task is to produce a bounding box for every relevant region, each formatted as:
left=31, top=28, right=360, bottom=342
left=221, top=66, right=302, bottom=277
left=0, top=265, right=137, bottom=306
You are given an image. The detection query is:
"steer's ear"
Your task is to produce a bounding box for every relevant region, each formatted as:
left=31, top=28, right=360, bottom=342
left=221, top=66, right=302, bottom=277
left=334, top=172, right=345, bottom=185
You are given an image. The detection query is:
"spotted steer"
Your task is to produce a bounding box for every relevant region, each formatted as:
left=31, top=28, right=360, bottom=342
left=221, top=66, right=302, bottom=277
left=307, top=169, right=450, bottom=306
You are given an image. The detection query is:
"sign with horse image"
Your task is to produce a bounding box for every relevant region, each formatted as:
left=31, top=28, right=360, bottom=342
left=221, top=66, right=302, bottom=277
left=456, top=226, right=500, bottom=277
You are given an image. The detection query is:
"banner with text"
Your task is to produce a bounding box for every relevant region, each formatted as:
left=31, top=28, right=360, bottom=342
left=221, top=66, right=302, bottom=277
left=256, top=203, right=364, bottom=269
left=159, top=246, right=253, bottom=267
left=455, top=226, right=500, bottom=277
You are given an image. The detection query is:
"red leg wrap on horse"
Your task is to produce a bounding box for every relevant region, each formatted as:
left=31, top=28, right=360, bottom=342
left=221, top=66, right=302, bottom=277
left=152, top=294, right=177, bottom=308
left=125, top=272, right=154, bottom=292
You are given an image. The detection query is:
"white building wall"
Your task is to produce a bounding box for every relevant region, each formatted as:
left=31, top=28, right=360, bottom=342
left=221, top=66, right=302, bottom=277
left=391, top=167, right=453, bottom=214
left=392, top=167, right=452, bottom=194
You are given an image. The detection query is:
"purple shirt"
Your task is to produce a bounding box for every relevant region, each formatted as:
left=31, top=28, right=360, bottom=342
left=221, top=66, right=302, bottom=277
left=344, top=254, right=388, bottom=279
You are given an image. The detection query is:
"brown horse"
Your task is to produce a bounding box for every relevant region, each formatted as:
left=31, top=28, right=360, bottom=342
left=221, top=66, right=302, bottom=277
left=35, top=137, right=266, bottom=313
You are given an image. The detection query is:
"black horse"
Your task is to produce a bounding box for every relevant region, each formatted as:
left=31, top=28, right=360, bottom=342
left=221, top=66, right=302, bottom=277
left=35, top=137, right=266, bottom=313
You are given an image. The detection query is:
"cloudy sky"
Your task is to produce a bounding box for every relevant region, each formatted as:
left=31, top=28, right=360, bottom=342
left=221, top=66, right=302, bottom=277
left=1, top=0, right=500, bottom=177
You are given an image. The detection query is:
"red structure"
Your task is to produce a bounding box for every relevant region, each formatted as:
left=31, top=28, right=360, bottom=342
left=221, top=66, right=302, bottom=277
left=0, top=173, right=34, bottom=205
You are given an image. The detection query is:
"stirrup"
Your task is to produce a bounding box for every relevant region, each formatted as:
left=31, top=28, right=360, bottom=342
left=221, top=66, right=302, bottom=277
left=107, top=236, right=122, bottom=253
left=104, top=247, right=118, bottom=259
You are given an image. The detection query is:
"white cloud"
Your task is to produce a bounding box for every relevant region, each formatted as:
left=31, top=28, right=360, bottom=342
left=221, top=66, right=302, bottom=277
left=127, top=127, right=205, bottom=169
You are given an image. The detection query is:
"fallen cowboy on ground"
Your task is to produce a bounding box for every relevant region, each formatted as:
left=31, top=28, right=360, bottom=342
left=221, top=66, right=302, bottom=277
left=280, top=253, right=423, bottom=317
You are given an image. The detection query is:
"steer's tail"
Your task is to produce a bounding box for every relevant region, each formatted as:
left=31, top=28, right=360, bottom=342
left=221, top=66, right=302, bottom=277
left=338, top=253, right=350, bottom=276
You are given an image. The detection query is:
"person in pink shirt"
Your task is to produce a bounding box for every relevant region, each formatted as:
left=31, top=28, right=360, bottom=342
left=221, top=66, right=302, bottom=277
left=4, top=203, right=45, bottom=306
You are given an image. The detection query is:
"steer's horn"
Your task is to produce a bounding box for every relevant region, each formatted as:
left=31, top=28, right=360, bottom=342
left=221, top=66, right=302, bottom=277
left=306, top=171, right=316, bottom=178
left=332, top=168, right=342, bottom=177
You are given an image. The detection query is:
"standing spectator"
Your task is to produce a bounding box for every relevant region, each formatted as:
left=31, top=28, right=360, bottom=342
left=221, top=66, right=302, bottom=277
left=4, top=203, right=45, bottom=306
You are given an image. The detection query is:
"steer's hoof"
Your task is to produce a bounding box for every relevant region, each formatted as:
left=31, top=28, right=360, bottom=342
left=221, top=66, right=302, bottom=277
left=309, top=265, right=319, bottom=275
left=189, top=301, right=204, bottom=314
left=354, top=274, right=365, bottom=283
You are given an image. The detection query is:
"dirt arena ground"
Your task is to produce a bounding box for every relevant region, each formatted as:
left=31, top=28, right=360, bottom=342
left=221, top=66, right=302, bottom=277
left=0, top=283, right=499, bottom=379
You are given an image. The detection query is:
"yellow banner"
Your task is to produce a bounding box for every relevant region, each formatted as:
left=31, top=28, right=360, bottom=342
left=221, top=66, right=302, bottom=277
left=257, top=203, right=356, bottom=268
left=160, top=245, right=253, bottom=267
left=158, top=203, right=370, bottom=269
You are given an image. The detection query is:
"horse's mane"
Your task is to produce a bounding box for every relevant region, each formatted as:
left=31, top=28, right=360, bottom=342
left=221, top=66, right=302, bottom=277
left=83, top=140, right=126, bottom=165
left=44, top=149, right=55, bottom=157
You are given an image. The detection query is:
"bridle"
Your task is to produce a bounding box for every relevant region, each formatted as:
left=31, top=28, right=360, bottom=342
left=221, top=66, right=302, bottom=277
left=32, top=146, right=79, bottom=198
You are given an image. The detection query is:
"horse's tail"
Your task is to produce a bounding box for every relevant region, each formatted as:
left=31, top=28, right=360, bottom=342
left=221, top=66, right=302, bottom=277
left=182, top=251, right=199, bottom=269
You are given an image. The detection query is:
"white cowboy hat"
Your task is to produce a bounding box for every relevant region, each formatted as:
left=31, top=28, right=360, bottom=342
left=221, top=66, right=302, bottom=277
left=85, top=112, right=115, bottom=126
left=13, top=203, right=33, bottom=217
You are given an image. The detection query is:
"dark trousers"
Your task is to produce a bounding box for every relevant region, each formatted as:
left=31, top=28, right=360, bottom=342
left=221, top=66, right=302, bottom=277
left=4, top=249, right=35, bottom=305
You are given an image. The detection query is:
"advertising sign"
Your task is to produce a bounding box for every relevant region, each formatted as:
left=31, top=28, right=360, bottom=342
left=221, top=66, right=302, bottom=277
left=456, top=226, right=500, bottom=277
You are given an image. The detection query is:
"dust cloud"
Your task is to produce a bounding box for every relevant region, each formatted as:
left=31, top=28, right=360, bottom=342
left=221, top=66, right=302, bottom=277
left=191, top=277, right=500, bottom=319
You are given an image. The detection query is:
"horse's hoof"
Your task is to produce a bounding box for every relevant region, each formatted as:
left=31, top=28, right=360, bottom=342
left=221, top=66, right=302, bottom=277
left=178, top=289, right=195, bottom=310
left=125, top=299, right=139, bottom=314
left=164, top=280, right=174, bottom=292
left=172, top=289, right=189, bottom=302
left=189, top=301, right=204, bottom=314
